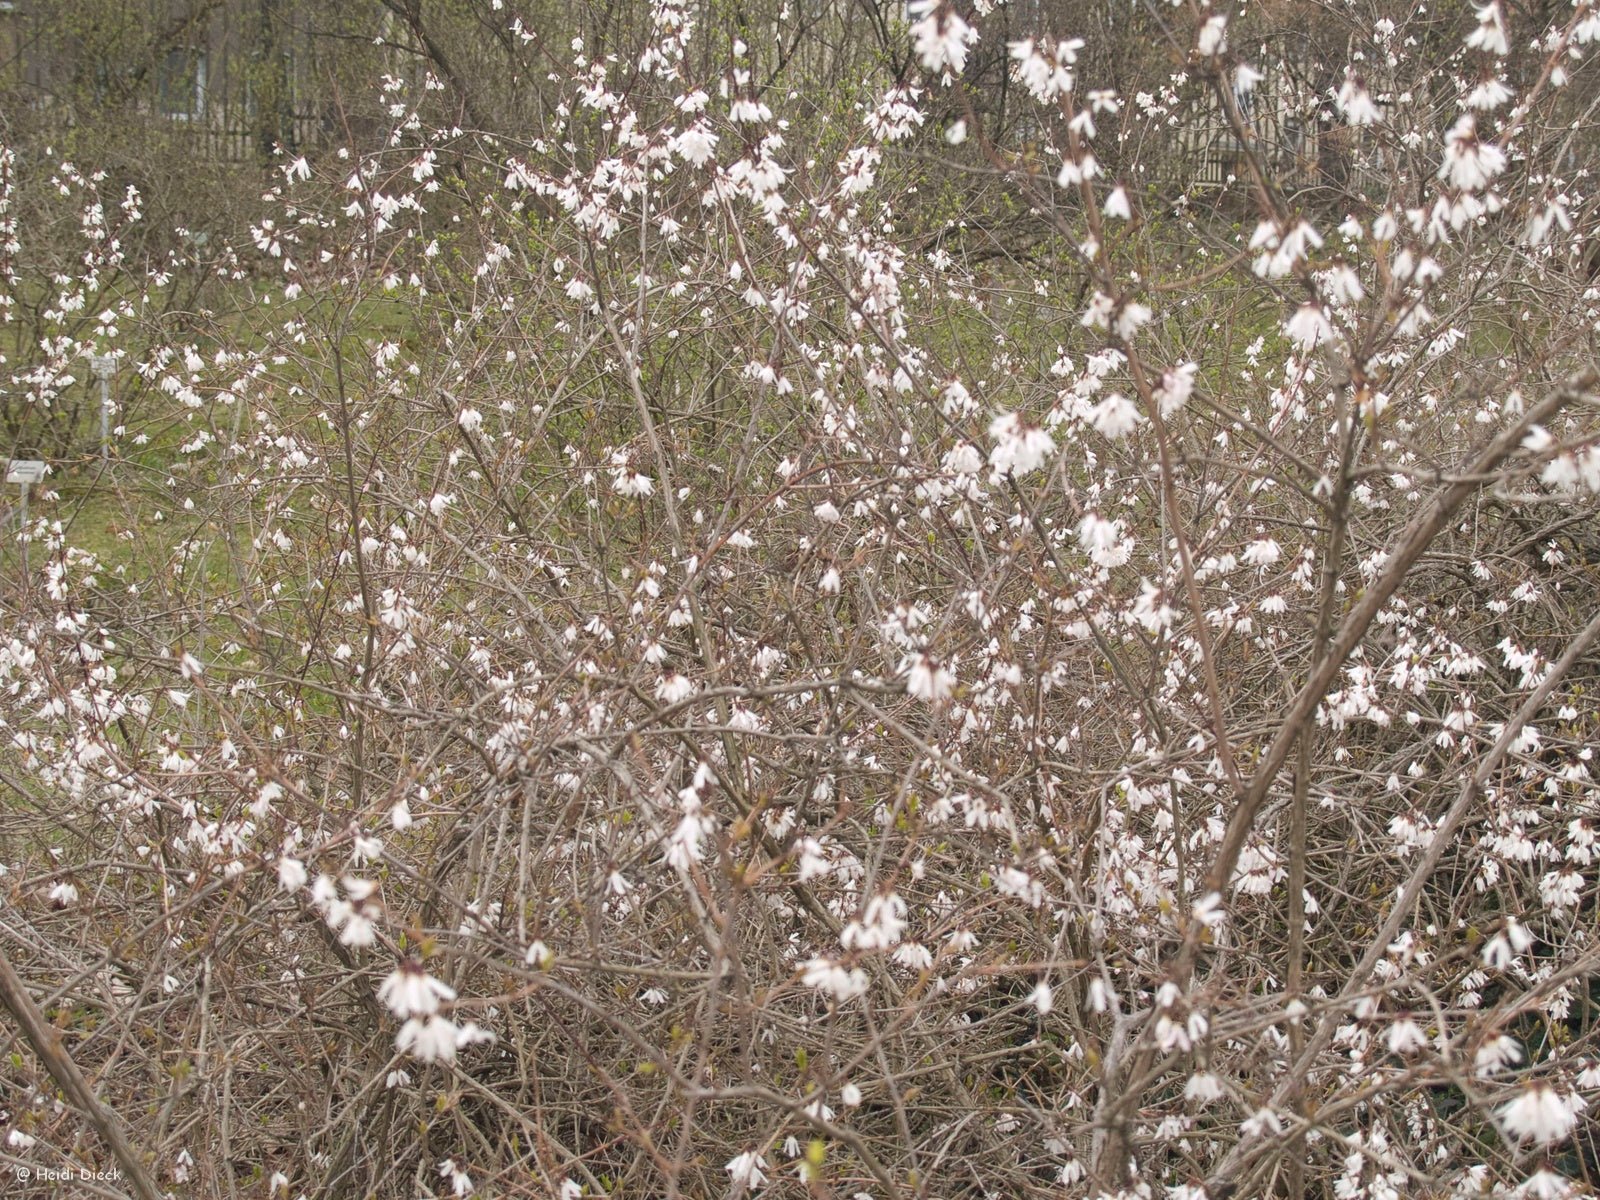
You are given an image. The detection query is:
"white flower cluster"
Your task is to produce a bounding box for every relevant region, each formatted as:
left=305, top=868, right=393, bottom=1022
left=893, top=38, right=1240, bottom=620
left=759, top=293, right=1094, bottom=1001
left=1337, top=72, right=1381, bottom=125
left=664, top=759, right=717, bottom=870
left=1008, top=38, right=1082, bottom=102
left=1439, top=115, right=1506, bottom=193
left=841, top=891, right=908, bottom=951
left=378, top=960, right=495, bottom=1065
left=903, top=651, right=956, bottom=703
left=987, top=411, right=1055, bottom=476
left=908, top=1, right=978, bottom=80
left=801, top=957, right=870, bottom=1003
left=1499, top=1085, right=1586, bottom=1146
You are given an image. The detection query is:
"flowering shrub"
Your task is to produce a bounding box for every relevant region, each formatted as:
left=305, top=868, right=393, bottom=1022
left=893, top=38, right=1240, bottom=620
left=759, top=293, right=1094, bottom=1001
left=5, top=2, right=1600, bottom=1198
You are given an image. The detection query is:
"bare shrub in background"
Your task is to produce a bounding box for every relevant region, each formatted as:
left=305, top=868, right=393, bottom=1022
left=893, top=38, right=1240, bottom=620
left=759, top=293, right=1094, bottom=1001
left=5, top=2, right=1600, bottom=1198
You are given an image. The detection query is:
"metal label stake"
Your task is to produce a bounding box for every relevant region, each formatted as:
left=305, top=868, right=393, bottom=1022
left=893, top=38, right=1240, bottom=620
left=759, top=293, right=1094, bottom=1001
left=89, top=353, right=116, bottom=461
left=6, top=459, right=45, bottom=574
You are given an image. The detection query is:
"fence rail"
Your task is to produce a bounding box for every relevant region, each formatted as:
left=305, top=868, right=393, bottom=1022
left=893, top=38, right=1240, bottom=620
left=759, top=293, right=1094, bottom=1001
left=145, top=112, right=327, bottom=163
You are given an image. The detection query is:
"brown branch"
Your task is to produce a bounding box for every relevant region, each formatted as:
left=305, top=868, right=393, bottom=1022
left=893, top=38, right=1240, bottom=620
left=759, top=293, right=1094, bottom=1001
left=1208, top=590, right=1600, bottom=1195
left=1197, top=367, right=1596, bottom=917
left=0, top=946, right=166, bottom=1200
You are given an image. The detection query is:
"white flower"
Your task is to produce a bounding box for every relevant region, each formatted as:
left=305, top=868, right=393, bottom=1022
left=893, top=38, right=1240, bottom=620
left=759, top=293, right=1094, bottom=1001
left=1466, top=2, right=1509, bottom=55
left=457, top=407, right=483, bottom=433
left=814, top=501, right=841, bottom=523
left=1087, top=393, right=1143, bottom=440
left=841, top=891, right=909, bottom=951
left=1196, top=14, right=1227, bottom=56
left=801, top=957, right=870, bottom=1002
left=909, top=0, right=978, bottom=78
left=1191, top=892, right=1226, bottom=929
left=1185, top=1072, right=1224, bottom=1105
left=867, top=89, right=920, bottom=145
left=1081, top=289, right=1115, bottom=330
left=1324, top=266, right=1364, bottom=305
left=988, top=411, right=1055, bottom=476
left=1468, top=78, right=1513, bottom=111
left=48, top=881, right=78, bottom=907
left=277, top=857, right=308, bottom=892
left=1057, top=153, right=1098, bottom=187
left=1009, top=38, right=1080, bottom=102
left=1286, top=303, right=1335, bottom=349
left=1241, top=538, right=1281, bottom=567
left=795, top=837, right=831, bottom=883
left=903, top=653, right=955, bottom=703
left=1156, top=362, right=1198, bottom=417
left=673, top=122, right=719, bottom=166
left=945, top=119, right=967, bottom=145
left=378, top=959, right=457, bottom=1018
left=1232, top=841, right=1283, bottom=895
left=726, top=1149, right=769, bottom=1190
left=1115, top=300, right=1152, bottom=340
left=656, top=673, right=696, bottom=703
left=1104, top=186, right=1131, bottom=220
left=947, top=928, right=979, bottom=954
left=338, top=910, right=377, bottom=948
left=1028, top=981, right=1054, bottom=1014
left=252, top=780, right=283, bottom=818
left=1241, top=1107, right=1284, bottom=1138
left=1499, top=1085, right=1585, bottom=1145
left=525, top=940, right=554, bottom=969
left=439, top=1159, right=475, bottom=1198
left=1525, top=197, right=1572, bottom=246
left=1543, top=454, right=1581, bottom=492
left=934, top=377, right=972, bottom=419
left=1482, top=932, right=1514, bottom=968
left=613, top=469, right=654, bottom=498
left=1440, top=115, right=1506, bottom=192
left=995, top=865, right=1043, bottom=906
left=1516, top=1172, right=1579, bottom=1200
left=1385, top=1017, right=1428, bottom=1055
left=396, top=1015, right=462, bottom=1063
left=1475, top=1034, right=1523, bottom=1077
left=1337, top=75, right=1381, bottom=125
left=665, top=807, right=709, bottom=870
left=1077, top=513, right=1129, bottom=569
left=892, top=941, right=933, bottom=970
left=728, top=97, right=772, bottom=123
